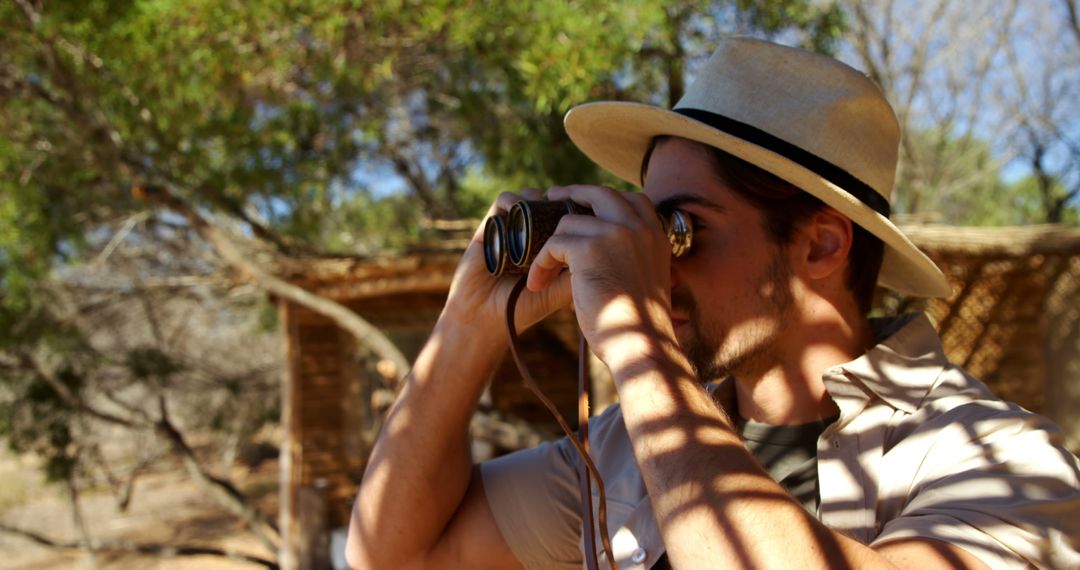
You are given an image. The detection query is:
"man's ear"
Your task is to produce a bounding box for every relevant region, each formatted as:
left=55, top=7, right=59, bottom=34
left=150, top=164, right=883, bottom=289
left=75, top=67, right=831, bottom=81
left=802, top=208, right=853, bottom=280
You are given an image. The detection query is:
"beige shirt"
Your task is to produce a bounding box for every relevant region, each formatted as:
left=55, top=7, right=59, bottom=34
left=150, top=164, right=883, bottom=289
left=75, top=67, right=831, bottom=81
left=480, top=313, right=1080, bottom=569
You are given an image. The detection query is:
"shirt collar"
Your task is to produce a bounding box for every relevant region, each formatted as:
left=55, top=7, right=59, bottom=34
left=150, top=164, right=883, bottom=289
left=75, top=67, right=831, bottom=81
left=823, top=313, right=949, bottom=414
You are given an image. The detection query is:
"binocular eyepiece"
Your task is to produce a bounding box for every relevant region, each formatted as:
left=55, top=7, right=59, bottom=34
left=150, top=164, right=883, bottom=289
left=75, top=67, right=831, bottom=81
left=483, top=199, right=693, bottom=276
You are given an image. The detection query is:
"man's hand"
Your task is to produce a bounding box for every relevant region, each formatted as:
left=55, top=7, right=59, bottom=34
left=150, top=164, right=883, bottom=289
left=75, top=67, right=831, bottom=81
left=349, top=189, right=572, bottom=570
left=525, top=185, right=679, bottom=370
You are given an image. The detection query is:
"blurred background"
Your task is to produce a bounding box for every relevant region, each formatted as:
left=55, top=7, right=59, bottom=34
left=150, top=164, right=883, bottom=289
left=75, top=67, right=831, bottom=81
left=1, top=0, right=1078, bottom=568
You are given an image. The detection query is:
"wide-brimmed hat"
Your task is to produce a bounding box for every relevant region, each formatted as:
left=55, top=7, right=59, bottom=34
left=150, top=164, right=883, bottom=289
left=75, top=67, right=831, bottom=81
left=564, top=37, right=951, bottom=298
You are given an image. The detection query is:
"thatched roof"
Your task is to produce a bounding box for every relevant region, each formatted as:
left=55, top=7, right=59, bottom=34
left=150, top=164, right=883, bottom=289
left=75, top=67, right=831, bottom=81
left=277, top=251, right=461, bottom=301
left=880, top=224, right=1080, bottom=415
left=274, top=219, right=476, bottom=300
left=901, top=225, right=1080, bottom=256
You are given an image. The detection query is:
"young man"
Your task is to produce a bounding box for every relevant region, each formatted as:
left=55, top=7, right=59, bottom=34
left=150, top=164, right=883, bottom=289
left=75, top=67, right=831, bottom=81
left=346, top=38, right=1080, bottom=569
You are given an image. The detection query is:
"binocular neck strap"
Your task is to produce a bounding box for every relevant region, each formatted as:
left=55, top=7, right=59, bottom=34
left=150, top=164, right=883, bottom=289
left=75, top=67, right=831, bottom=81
left=505, top=276, right=619, bottom=570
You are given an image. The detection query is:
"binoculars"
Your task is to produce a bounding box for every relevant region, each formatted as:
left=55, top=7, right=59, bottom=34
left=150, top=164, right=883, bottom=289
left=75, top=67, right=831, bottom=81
left=483, top=199, right=694, bottom=276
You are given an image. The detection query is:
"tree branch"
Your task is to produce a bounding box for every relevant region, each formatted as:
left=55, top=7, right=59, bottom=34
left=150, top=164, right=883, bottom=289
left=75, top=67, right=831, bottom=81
left=9, top=1, right=310, bottom=260
left=11, top=350, right=282, bottom=557
left=0, top=524, right=278, bottom=569
left=10, top=10, right=413, bottom=382
left=14, top=351, right=142, bottom=429
left=138, top=185, right=411, bottom=381
left=155, top=396, right=282, bottom=555
left=388, top=149, right=445, bottom=217
left=66, top=465, right=101, bottom=570
left=1062, top=0, right=1080, bottom=46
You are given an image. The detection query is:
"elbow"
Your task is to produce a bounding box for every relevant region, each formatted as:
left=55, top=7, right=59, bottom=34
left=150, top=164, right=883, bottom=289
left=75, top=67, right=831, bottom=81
left=345, top=513, right=421, bottom=570
left=345, top=512, right=378, bottom=570
left=343, top=526, right=364, bottom=569
left=345, top=533, right=387, bottom=570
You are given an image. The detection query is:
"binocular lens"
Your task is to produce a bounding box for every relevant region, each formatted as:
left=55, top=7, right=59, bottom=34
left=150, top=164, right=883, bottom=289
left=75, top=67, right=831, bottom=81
left=483, top=215, right=507, bottom=276
left=507, top=205, right=530, bottom=267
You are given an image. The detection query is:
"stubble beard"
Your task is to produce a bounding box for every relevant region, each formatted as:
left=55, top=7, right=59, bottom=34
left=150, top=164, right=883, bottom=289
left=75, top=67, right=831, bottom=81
left=674, top=253, right=795, bottom=384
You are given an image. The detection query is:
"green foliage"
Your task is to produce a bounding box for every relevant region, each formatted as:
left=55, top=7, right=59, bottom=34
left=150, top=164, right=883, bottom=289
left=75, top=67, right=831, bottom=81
left=894, top=129, right=1009, bottom=225
left=895, top=127, right=1078, bottom=225
left=0, top=0, right=852, bottom=495
left=1005, top=175, right=1080, bottom=226
left=734, top=0, right=846, bottom=53
left=1, top=0, right=852, bottom=260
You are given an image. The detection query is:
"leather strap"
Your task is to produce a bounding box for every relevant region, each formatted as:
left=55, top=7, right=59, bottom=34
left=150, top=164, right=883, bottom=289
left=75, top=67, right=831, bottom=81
left=505, top=276, right=619, bottom=570
left=577, top=334, right=599, bottom=570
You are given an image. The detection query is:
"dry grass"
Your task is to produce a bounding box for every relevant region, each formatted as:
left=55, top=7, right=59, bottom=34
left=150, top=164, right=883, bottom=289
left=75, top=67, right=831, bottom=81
left=0, top=447, right=280, bottom=570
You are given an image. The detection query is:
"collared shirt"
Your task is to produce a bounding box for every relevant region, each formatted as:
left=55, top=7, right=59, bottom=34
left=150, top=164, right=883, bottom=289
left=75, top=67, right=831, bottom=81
left=480, top=314, right=1080, bottom=569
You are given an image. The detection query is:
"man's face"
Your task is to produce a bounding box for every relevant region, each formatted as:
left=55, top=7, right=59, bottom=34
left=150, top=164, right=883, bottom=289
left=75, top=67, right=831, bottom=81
left=645, top=138, right=797, bottom=383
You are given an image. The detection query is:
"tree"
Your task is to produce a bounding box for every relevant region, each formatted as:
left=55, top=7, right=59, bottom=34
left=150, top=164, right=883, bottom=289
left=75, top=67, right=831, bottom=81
left=998, top=1, right=1080, bottom=223
left=1, top=1, right=848, bottom=565
left=892, top=128, right=1013, bottom=225
left=1, top=218, right=284, bottom=565
left=840, top=0, right=1080, bottom=224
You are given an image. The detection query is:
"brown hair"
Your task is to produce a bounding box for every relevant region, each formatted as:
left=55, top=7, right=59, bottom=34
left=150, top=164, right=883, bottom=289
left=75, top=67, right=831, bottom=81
left=642, top=136, right=884, bottom=314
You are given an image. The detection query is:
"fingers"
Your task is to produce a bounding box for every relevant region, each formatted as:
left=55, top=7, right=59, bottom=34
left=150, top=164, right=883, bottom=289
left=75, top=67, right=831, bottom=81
left=526, top=214, right=639, bottom=292
left=525, top=218, right=607, bottom=292
left=546, top=185, right=662, bottom=232
left=483, top=184, right=664, bottom=293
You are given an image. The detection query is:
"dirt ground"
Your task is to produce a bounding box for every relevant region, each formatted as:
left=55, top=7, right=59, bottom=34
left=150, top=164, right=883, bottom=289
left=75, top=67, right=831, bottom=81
left=0, top=448, right=280, bottom=570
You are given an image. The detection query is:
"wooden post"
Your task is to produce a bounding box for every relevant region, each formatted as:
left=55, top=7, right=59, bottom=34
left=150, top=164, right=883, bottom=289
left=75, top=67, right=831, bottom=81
left=279, top=301, right=302, bottom=570
left=298, top=483, right=331, bottom=570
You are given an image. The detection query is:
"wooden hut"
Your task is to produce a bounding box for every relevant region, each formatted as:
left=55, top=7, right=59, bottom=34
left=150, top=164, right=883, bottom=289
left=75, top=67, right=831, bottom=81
left=274, top=223, right=1080, bottom=569
left=886, top=225, right=1080, bottom=424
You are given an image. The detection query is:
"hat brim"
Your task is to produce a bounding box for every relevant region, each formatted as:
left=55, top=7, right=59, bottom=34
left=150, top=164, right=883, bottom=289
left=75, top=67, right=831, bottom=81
left=564, top=102, right=952, bottom=298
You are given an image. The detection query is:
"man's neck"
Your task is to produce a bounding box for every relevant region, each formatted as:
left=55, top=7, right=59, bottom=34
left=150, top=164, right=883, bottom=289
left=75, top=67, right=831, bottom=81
left=734, top=314, right=872, bottom=425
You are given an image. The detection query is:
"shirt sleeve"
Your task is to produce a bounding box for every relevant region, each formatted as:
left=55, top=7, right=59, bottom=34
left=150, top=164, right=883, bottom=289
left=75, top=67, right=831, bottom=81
left=480, top=436, right=584, bottom=570
left=871, top=403, right=1080, bottom=569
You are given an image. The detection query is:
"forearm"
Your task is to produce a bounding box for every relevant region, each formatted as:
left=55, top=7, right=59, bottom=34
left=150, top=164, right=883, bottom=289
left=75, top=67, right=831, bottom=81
left=612, top=350, right=897, bottom=569
left=347, top=317, right=506, bottom=569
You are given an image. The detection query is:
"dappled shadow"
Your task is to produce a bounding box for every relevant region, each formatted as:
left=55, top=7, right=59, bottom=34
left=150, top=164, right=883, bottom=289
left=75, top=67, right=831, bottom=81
left=564, top=300, right=859, bottom=567
left=350, top=232, right=1080, bottom=569
left=521, top=270, right=1080, bottom=568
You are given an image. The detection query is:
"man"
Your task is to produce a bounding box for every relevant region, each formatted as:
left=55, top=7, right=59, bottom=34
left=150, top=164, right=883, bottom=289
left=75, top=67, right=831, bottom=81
left=346, top=38, right=1080, bottom=569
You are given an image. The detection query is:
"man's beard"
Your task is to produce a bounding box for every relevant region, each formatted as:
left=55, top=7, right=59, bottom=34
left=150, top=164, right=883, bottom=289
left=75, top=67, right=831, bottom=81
left=673, top=253, right=795, bottom=383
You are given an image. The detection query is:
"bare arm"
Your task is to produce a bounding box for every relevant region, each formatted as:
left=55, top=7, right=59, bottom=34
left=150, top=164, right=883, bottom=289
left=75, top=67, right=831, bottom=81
left=611, top=350, right=989, bottom=570
left=345, top=316, right=522, bottom=570
left=346, top=190, right=570, bottom=570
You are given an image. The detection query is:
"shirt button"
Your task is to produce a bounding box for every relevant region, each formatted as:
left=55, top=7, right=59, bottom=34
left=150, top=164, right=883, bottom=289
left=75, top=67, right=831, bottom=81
left=631, top=547, right=647, bottom=564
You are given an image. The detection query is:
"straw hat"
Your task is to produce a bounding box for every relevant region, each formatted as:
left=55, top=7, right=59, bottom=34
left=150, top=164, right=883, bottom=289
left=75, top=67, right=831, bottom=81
left=564, top=37, right=951, bottom=298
